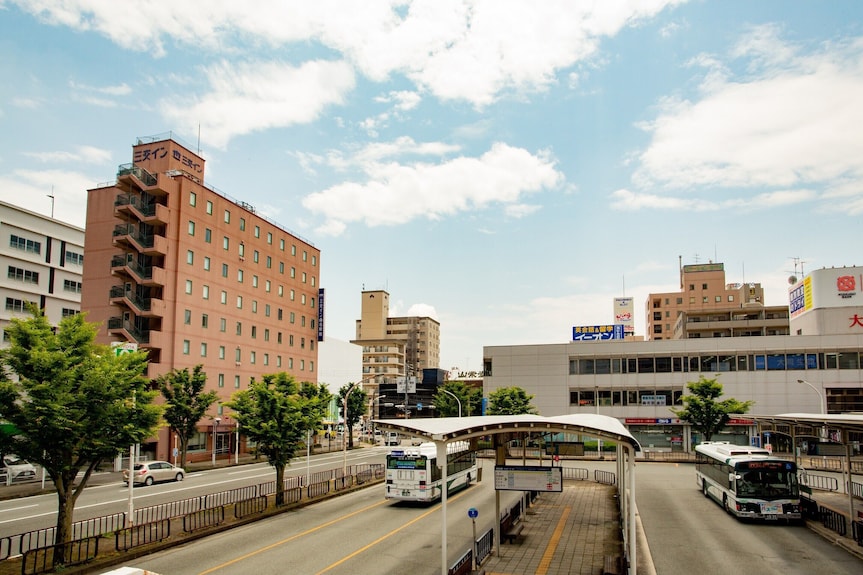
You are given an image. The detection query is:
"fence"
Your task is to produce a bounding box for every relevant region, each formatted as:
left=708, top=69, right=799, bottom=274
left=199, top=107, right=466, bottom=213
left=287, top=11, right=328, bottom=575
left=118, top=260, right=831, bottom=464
left=1, top=462, right=384, bottom=572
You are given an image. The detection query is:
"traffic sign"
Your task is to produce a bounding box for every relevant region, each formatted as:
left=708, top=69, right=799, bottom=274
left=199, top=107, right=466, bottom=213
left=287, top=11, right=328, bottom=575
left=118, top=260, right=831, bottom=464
left=468, top=507, right=478, bottom=518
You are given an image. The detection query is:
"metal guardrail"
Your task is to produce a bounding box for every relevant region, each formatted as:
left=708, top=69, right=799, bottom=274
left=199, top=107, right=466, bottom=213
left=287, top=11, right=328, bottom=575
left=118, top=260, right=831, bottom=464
left=561, top=467, right=589, bottom=481
left=595, top=470, right=617, bottom=485
left=475, top=527, right=494, bottom=565
left=22, top=536, right=100, bottom=575
left=799, top=472, right=840, bottom=492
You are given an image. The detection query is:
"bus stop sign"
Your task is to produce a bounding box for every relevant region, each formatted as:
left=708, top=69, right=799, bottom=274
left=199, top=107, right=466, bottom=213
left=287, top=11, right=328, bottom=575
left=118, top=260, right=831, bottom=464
left=468, top=507, right=478, bottom=518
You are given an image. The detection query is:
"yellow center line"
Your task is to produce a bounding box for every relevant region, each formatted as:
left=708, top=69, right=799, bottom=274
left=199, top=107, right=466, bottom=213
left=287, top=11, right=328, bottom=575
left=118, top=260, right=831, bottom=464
left=535, top=505, right=571, bottom=575
left=196, top=499, right=389, bottom=575
left=316, top=489, right=472, bottom=575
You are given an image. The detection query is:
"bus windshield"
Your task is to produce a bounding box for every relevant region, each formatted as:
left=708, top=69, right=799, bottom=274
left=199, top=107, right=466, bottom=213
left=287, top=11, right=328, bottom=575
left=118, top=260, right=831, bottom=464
left=734, top=461, right=799, bottom=499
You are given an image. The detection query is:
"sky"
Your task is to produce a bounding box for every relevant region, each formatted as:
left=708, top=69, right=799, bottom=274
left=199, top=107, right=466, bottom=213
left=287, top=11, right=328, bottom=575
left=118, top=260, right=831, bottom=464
left=1, top=1, right=862, bottom=376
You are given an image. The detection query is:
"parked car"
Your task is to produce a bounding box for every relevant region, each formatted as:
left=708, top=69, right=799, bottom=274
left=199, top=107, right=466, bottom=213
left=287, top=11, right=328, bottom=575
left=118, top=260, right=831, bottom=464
left=0, top=455, right=37, bottom=483
left=122, top=461, right=185, bottom=486
left=385, top=432, right=400, bottom=446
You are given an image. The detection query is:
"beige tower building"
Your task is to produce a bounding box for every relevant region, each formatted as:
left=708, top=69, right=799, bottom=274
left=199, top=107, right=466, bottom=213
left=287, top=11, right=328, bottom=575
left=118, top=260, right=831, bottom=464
left=646, top=261, right=788, bottom=340
left=352, top=290, right=440, bottom=393
left=81, top=134, right=321, bottom=462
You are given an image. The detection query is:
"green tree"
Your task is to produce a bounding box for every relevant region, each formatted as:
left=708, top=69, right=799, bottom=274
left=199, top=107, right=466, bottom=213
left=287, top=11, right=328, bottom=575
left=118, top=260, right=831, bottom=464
left=158, top=365, right=219, bottom=469
left=0, top=310, right=161, bottom=562
left=224, top=373, right=327, bottom=505
left=487, top=386, right=538, bottom=415
left=433, top=381, right=483, bottom=417
left=670, top=375, right=754, bottom=443
left=337, top=384, right=368, bottom=449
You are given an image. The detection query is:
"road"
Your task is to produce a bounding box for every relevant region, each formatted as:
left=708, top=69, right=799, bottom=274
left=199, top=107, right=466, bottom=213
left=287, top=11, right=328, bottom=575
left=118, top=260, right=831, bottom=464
left=107, top=458, right=520, bottom=575
left=0, top=447, right=386, bottom=539
left=635, top=462, right=863, bottom=575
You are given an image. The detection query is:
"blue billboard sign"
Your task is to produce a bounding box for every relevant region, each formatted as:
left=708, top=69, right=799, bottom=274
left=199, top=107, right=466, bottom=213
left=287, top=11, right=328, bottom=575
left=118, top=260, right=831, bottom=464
left=572, top=324, right=625, bottom=341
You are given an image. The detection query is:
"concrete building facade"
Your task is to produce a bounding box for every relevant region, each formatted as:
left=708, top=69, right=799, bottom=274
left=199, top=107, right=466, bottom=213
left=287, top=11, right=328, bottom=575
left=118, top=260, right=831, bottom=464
left=81, top=134, right=321, bottom=462
left=0, top=201, right=84, bottom=343
left=485, top=264, right=863, bottom=453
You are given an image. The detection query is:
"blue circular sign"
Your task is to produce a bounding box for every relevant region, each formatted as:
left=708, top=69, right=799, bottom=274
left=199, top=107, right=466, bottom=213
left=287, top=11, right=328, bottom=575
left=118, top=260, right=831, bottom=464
left=468, top=507, right=479, bottom=518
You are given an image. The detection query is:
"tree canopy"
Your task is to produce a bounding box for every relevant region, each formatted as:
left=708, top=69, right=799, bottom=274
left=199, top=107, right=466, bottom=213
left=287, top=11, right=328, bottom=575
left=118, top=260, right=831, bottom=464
left=487, top=386, right=538, bottom=415
left=337, top=383, right=367, bottom=449
left=158, top=365, right=219, bottom=469
left=433, top=381, right=483, bottom=417
left=0, top=309, right=161, bottom=559
left=670, top=375, right=754, bottom=442
left=224, top=373, right=328, bottom=505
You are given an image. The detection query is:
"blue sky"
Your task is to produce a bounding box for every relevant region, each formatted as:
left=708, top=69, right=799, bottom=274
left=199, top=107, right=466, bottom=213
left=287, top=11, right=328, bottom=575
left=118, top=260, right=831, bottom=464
left=2, top=1, right=862, bottom=375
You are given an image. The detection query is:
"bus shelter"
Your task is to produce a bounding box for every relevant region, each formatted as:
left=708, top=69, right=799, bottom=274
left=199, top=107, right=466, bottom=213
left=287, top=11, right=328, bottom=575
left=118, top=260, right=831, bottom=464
left=374, top=414, right=642, bottom=575
left=747, top=413, right=863, bottom=521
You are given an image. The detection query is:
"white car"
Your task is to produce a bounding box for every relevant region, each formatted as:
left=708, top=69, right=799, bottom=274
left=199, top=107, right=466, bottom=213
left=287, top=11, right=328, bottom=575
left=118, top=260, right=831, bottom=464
left=1, top=455, right=37, bottom=482
left=123, top=461, right=185, bottom=486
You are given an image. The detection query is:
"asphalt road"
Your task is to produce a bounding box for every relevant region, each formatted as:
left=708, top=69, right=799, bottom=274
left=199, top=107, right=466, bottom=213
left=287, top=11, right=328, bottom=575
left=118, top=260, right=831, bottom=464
left=635, top=462, right=863, bottom=575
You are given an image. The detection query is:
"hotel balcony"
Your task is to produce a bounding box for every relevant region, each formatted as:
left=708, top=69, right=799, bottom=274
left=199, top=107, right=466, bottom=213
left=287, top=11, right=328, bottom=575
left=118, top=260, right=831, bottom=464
left=112, top=223, right=168, bottom=256
left=107, top=317, right=151, bottom=345
left=109, top=285, right=164, bottom=318
left=110, top=253, right=166, bottom=287
left=117, top=163, right=160, bottom=191
left=114, top=193, right=169, bottom=225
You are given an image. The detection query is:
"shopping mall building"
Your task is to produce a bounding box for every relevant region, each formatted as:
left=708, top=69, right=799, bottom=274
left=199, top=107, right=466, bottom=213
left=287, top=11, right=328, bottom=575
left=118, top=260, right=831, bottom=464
left=483, top=264, right=863, bottom=452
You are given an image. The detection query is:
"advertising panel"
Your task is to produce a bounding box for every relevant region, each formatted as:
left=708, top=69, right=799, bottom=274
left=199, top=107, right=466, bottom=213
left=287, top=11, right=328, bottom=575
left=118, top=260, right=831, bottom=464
left=494, top=465, right=563, bottom=492
left=613, top=297, right=635, bottom=334
left=789, top=266, right=863, bottom=316
left=572, top=324, right=625, bottom=341
left=317, top=288, right=325, bottom=341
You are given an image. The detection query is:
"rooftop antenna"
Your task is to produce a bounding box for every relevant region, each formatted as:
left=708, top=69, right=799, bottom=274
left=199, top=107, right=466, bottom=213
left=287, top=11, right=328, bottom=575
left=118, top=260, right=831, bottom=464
left=197, top=124, right=201, bottom=154
left=621, top=275, right=626, bottom=297
left=787, top=257, right=806, bottom=285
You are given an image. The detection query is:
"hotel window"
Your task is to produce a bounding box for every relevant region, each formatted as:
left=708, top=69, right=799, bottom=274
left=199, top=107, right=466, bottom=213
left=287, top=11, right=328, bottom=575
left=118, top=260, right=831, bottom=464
left=278, top=308, right=283, bottom=320
left=302, top=251, right=308, bottom=262
left=267, top=232, right=273, bottom=244
left=206, top=200, right=213, bottom=215
left=301, top=294, right=307, bottom=305
left=220, top=290, right=227, bottom=304
left=715, top=296, right=721, bottom=302
left=237, top=295, right=243, bottom=309
left=300, top=360, right=305, bottom=370
left=202, top=314, right=208, bottom=328
left=235, top=347, right=242, bottom=362
left=702, top=283, right=708, bottom=289
left=265, top=304, right=271, bottom=317
left=183, top=340, right=190, bottom=355
left=264, top=353, right=269, bottom=366
left=702, top=297, right=708, bottom=303
left=289, top=358, right=294, bottom=369
left=252, top=275, right=258, bottom=288
left=302, top=272, right=307, bottom=283
left=220, top=318, right=226, bottom=332
left=219, top=346, right=225, bottom=359
left=312, top=255, right=317, bottom=266
left=289, top=334, right=294, bottom=346
left=184, top=310, right=192, bottom=324
left=311, top=276, right=315, bottom=287
left=236, top=322, right=242, bottom=336
left=252, top=300, right=257, bottom=313
left=301, top=338, right=305, bottom=349
left=291, top=267, right=296, bottom=278
left=239, top=243, right=245, bottom=258
left=203, top=285, right=209, bottom=299
left=222, top=264, right=229, bottom=277
left=224, top=210, right=231, bottom=223
left=278, top=285, right=284, bottom=296
left=234, top=375, right=241, bottom=389
left=728, top=295, right=735, bottom=302
left=264, top=329, right=270, bottom=341
left=292, top=245, right=297, bottom=256
left=237, top=269, right=244, bottom=283
left=218, top=374, right=224, bottom=388
left=688, top=284, right=694, bottom=290
left=185, top=280, right=193, bottom=294
left=223, top=237, right=229, bottom=250
left=265, top=280, right=271, bottom=293
left=254, top=225, right=260, bottom=238
left=200, top=343, right=207, bottom=357
left=301, top=316, right=306, bottom=327
left=189, top=192, right=196, bottom=206
left=186, top=250, right=194, bottom=265
left=205, top=228, right=212, bottom=243
left=203, top=257, right=210, bottom=271
left=280, top=239, right=285, bottom=250
left=689, top=297, right=695, bottom=303
left=188, top=221, right=195, bottom=235
left=240, top=218, right=246, bottom=231
left=290, top=312, right=295, bottom=323
left=250, top=351, right=256, bottom=364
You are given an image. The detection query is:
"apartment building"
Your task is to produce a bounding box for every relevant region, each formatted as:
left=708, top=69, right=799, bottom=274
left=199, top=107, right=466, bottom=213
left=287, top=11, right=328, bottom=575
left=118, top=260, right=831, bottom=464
left=484, top=264, right=863, bottom=452
left=0, top=201, right=84, bottom=344
left=645, top=260, right=788, bottom=339
left=352, top=289, right=440, bottom=393
left=81, top=135, right=321, bottom=462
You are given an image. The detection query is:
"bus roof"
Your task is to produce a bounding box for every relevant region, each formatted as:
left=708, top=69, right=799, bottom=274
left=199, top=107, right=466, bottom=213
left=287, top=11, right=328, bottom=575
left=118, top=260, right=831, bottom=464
left=695, top=441, right=777, bottom=464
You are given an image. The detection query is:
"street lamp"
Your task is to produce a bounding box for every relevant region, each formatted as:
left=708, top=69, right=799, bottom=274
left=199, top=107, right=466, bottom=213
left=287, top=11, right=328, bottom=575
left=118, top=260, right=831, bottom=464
left=440, top=388, right=462, bottom=417
left=797, top=379, right=826, bottom=414
left=343, top=382, right=359, bottom=476
left=212, top=417, right=221, bottom=467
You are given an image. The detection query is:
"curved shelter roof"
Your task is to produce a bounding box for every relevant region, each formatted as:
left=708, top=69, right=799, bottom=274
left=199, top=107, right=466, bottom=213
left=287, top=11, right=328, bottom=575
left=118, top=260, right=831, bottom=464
left=746, top=413, right=863, bottom=437
left=373, top=413, right=642, bottom=451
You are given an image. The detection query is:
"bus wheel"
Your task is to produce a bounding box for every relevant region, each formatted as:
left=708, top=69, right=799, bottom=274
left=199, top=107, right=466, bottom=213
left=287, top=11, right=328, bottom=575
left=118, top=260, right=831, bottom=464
left=466, top=473, right=471, bottom=485
left=702, top=481, right=709, bottom=497
left=722, top=494, right=730, bottom=513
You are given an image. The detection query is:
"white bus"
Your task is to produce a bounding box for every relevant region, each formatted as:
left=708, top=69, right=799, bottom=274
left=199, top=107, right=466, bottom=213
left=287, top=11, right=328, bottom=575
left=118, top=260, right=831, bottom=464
left=385, top=441, right=477, bottom=502
left=695, top=441, right=802, bottom=522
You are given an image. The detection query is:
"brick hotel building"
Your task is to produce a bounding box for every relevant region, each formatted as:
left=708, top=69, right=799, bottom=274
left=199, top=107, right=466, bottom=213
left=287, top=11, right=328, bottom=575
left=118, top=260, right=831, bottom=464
left=82, top=134, right=321, bottom=463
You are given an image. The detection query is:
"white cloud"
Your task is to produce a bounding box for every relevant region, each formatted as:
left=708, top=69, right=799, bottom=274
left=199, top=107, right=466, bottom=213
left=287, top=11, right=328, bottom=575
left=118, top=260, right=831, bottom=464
left=0, top=169, right=93, bottom=227
left=302, top=141, right=562, bottom=234
left=634, top=30, right=863, bottom=201
left=23, top=145, right=113, bottom=164
left=609, top=187, right=815, bottom=212
left=160, top=59, right=356, bottom=148
left=69, top=80, right=132, bottom=96
left=14, top=0, right=684, bottom=107
left=406, top=303, right=439, bottom=320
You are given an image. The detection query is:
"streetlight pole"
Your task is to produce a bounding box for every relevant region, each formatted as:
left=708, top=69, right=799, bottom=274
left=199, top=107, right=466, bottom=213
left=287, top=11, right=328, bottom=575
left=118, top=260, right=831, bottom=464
left=343, top=382, right=359, bottom=476
left=796, top=379, right=826, bottom=414
left=212, top=417, right=221, bottom=467
left=440, top=388, right=462, bottom=417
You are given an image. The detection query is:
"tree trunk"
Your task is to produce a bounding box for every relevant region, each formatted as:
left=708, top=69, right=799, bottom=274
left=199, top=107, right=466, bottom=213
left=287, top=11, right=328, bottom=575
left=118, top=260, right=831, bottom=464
left=348, top=427, right=354, bottom=449
left=275, top=464, right=285, bottom=506
left=52, top=472, right=78, bottom=568
left=179, top=436, right=189, bottom=469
